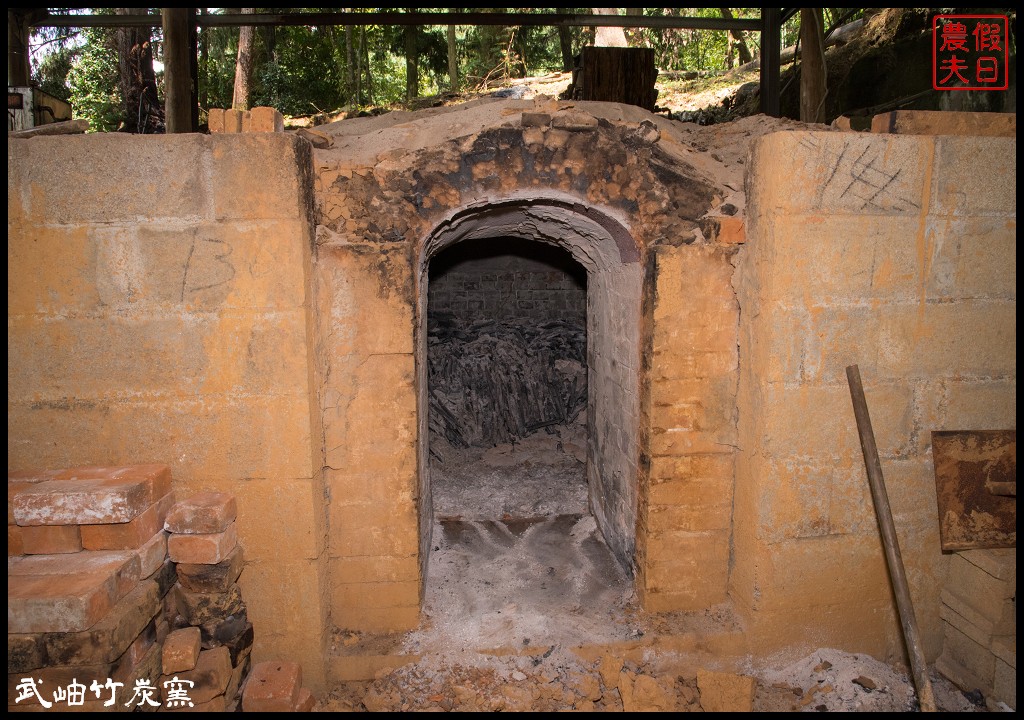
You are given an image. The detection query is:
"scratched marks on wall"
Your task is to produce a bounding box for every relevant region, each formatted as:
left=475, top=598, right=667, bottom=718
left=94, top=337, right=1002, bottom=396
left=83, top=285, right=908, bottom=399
left=180, top=237, right=236, bottom=302
left=800, top=136, right=922, bottom=213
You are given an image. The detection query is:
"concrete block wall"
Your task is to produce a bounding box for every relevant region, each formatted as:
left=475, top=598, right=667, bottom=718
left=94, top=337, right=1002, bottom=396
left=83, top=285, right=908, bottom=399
left=7, top=133, right=328, bottom=689
left=736, top=130, right=1016, bottom=663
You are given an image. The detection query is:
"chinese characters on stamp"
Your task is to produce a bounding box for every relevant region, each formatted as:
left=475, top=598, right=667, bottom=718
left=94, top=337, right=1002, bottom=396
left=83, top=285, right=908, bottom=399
left=933, top=14, right=1009, bottom=91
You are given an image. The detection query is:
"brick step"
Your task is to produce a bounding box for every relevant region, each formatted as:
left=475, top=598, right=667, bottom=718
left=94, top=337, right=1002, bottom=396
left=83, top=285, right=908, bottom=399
left=11, top=465, right=171, bottom=527
left=7, top=548, right=156, bottom=633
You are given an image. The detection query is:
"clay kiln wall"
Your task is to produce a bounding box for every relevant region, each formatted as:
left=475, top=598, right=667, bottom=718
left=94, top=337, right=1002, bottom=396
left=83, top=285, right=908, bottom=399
left=7, top=133, right=329, bottom=689
left=736, top=131, right=1016, bottom=663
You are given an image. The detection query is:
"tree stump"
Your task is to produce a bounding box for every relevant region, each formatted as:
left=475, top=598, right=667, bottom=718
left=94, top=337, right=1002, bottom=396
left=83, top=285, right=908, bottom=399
left=566, top=47, right=658, bottom=111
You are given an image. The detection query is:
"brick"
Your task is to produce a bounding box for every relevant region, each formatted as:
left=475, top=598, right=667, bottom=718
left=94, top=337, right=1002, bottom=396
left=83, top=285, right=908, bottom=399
left=249, top=106, right=284, bottom=132
left=13, top=477, right=151, bottom=526
left=696, top=669, right=757, bottom=712
left=295, top=687, right=315, bottom=711
left=135, top=530, right=169, bottom=578
left=940, top=589, right=1015, bottom=639
left=224, top=108, right=244, bottom=133
left=946, top=550, right=1016, bottom=622
left=110, top=464, right=172, bottom=504
left=242, top=660, right=302, bottom=712
left=163, top=627, right=202, bottom=674
left=42, top=577, right=162, bottom=666
left=176, top=545, right=244, bottom=592
left=936, top=621, right=996, bottom=693
left=9, top=474, right=57, bottom=524
left=167, top=524, right=238, bottom=564
left=207, top=107, right=225, bottom=133
left=172, top=582, right=245, bottom=626
left=9, top=550, right=143, bottom=598
left=149, top=557, right=179, bottom=598
left=872, top=109, right=1016, bottom=137
left=8, top=524, right=24, bottom=556
left=8, top=633, right=46, bottom=674
left=161, top=645, right=232, bottom=706
left=199, top=611, right=250, bottom=651
left=165, top=492, right=237, bottom=534
left=8, top=571, right=118, bottom=633
left=21, top=524, right=83, bottom=554
left=118, top=616, right=158, bottom=671
left=81, top=493, right=174, bottom=550
left=217, top=622, right=254, bottom=666
left=226, top=654, right=251, bottom=702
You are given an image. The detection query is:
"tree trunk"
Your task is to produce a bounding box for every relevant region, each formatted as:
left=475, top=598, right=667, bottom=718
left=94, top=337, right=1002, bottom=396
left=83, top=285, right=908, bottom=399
left=799, top=7, right=827, bottom=123
left=233, top=8, right=255, bottom=111
left=116, top=8, right=163, bottom=133
left=720, top=8, right=753, bottom=65
left=405, top=22, right=419, bottom=101
left=362, top=27, right=373, bottom=105
left=558, top=24, right=574, bottom=71
left=592, top=8, right=628, bottom=47
left=447, top=11, right=458, bottom=92
left=346, top=24, right=356, bottom=104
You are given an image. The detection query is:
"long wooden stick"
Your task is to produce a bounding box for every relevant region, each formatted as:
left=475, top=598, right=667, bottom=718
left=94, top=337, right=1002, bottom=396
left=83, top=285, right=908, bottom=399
left=846, top=365, right=937, bottom=712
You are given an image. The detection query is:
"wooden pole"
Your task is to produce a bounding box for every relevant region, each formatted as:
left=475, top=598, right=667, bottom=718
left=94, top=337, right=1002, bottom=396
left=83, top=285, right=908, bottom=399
left=799, top=8, right=827, bottom=123
left=162, top=8, right=194, bottom=133
left=846, top=365, right=937, bottom=712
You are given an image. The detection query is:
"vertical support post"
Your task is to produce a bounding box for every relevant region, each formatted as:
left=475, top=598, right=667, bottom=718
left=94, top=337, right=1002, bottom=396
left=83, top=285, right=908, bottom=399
left=8, top=9, right=31, bottom=87
left=846, top=365, right=937, bottom=713
left=162, top=7, right=194, bottom=133
left=188, top=7, right=199, bottom=131
left=760, top=7, right=781, bottom=117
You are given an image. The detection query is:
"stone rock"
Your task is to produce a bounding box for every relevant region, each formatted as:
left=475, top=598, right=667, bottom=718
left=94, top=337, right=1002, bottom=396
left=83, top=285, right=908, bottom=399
left=697, top=668, right=757, bottom=712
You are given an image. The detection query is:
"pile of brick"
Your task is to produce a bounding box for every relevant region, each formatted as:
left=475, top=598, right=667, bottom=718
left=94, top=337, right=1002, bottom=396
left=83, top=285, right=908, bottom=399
left=936, top=548, right=1016, bottom=710
left=208, top=106, right=284, bottom=133
left=8, top=465, right=176, bottom=711
left=163, top=492, right=253, bottom=711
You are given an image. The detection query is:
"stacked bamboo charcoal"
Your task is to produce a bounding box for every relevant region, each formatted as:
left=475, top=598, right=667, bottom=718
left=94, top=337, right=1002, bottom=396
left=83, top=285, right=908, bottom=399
left=8, top=464, right=176, bottom=712
left=428, top=318, right=587, bottom=448
left=163, top=492, right=253, bottom=711
left=935, top=549, right=1016, bottom=710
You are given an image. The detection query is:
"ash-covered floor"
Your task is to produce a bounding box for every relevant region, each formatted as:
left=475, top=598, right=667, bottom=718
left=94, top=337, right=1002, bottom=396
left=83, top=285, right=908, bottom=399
left=317, top=425, right=987, bottom=712
left=414, top=423, right=642, bottom=653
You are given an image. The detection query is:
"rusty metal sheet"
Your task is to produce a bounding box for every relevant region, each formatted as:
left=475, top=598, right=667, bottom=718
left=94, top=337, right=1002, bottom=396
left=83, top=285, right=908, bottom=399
left=932, top=430, right=1016, bottom=552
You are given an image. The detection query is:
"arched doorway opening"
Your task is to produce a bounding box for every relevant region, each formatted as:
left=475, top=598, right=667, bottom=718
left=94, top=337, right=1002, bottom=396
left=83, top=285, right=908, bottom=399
left=413, top=198, right=644, bottom=648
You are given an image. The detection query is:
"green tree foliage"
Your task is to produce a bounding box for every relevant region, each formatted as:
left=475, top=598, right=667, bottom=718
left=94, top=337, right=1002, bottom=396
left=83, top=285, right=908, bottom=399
left=65, top=25, right=123, bottom=132
left=32, top=8, right=849, bottom=123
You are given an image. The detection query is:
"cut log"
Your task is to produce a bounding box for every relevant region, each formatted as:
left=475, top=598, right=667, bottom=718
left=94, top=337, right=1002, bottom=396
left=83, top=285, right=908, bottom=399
left=566, top=46, right=658, bottom=111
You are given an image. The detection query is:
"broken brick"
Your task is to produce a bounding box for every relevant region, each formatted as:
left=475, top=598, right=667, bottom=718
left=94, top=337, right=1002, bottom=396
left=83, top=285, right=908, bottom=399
left=161, top=645, right=232, bottom=705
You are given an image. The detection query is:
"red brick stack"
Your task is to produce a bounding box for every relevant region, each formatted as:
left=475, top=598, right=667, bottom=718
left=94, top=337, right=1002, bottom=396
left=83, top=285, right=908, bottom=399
left=8, top=465, right=176, bottom=712
left=163, top=492, right=253, bottom=711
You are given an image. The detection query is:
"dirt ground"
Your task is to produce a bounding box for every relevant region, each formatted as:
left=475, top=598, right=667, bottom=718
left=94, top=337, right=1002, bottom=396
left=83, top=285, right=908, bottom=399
left=314, top=429, right=987, bottom=713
